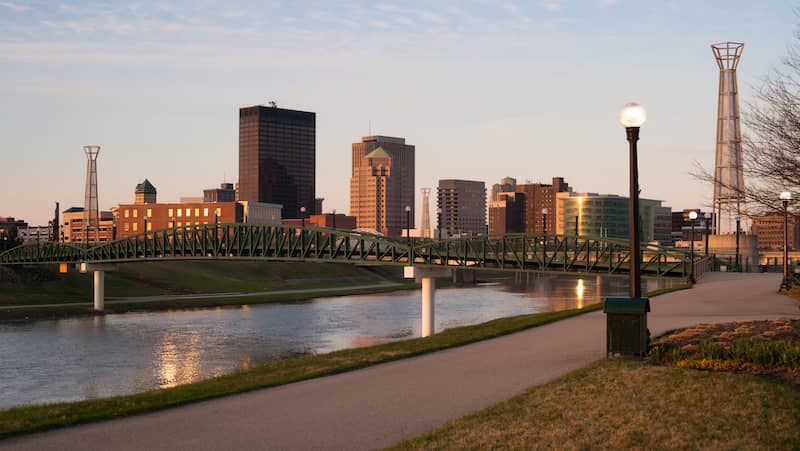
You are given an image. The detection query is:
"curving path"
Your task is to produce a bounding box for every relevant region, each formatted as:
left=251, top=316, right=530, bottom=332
left=2, top=273, right=798, bottom=451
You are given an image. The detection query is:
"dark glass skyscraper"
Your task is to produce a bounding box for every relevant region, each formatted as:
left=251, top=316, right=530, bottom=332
left=239, top=105, right=316, bottom=218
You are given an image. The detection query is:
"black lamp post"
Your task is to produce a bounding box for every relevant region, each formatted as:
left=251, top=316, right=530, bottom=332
left=437, top=208, right=442, bottom=240
left=542, top=207, right=548, bottom=236
left=620, top=103, right=646, bottom=298
left=143, top=215, right=148, bottom=235
left=704, top=212, right=710, bottom=257
left=332, top=209, right=337, bottom=230
left=300, top=206, right=306, bottom=228
left=688, top=211, right=698, bottom=283
left=112, top=220, right=117, bottom=240
left=171, top=217, right=176, bottom=229
left=405, top=205, right=411, bottom=245
left=735, top=214, right=741, bottom=272
left=781, top=191, right=792, bottom=290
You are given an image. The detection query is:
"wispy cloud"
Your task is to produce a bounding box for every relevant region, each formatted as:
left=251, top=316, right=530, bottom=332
left=0, top=1, right=28, bottom=12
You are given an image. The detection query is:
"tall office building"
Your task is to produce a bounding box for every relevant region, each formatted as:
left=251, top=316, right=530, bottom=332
left=350, top=136, right=415, bottom=236
left=437, top=179, right=487, bottom=237
left=488, top=192, right=525, bottom=238
left=490, top=177, right=516, bottom=202
left=238, top=104, right=315, bottom=219
left=515, top=177, right=570, bottom=235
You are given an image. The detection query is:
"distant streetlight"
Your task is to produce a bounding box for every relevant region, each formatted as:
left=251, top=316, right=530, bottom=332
left=619, top=102, right=646, bottom=298
left=405, top=205, right=412, bottom=245
left=735, top=214, right=741, bottom=272
left=541, top=208, right=548, bottom=236
left=300, top=206, right=307, bottom=228
left=332, top=209, right=337, bottom=230
left=704, top=212, right=711, bottom=256
left=689, top=210, right=698, bottom=283
left=143, top=215, right=148, bottom=235
left=437, top=208, right=442, bottom=240
left=781, top=191, right=792, bottom=290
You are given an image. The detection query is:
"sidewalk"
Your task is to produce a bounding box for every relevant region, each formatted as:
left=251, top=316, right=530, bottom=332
left=2, top=273, right=798, bottom=451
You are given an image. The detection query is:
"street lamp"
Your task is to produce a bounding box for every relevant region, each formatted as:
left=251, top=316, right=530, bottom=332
left=735, top=214, right=741, bottom=272
left=143, top=215, right=148, bottom=235
left=300, top=206, right=306, bottom=228
left=405, top=205, right=412, bottom=245
left=704, top=212, right=710, bottom=257
left=541, top=208, right=548, bottom=236
left=619, top=102, right=646, bottom=298
left=781, top=191, right=792, bottom=290
left=112, top=220, right=117, bottom=240
left=689, top=211, right=698, bottom=283
left=332, top=209, right=337, bottom=230
left=437, top=208, right=442, bottom=240
left=171, top=217, right=176, bottom=229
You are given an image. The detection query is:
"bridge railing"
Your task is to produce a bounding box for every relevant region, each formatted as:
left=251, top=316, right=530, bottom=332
left=0, top=226, right=690, bottom=277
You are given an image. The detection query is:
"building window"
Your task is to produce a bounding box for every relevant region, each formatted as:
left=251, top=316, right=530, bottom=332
left=147, top=208, right=152, bottom=217
left=215, top=208, right=221, bottom=218
left=124, top=210, right=129, bottom=218
left=147, top=223, right=152, bottom=231
left=177, top=222, right=182, bottom=227
left=133, top=223, right=138, bottom=231
left=185, top=208, right=191, bottom=217
left=168, top=208, right=173, bottom=217
left=124, top=223, right=130, bottom=232
left=133, top=210, right=138, bottom=218
left=194, top=208, right=200, bottom=217
left=203, top=208, right=209, bottom=217
left=177, top=209, right=182, bottom=217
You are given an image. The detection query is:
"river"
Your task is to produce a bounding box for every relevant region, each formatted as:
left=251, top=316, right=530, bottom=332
left=0, top=274, right=677, bottom=409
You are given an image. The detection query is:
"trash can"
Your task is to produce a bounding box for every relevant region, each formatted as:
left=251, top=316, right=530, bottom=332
left=603, top=297, right=650, bottom=356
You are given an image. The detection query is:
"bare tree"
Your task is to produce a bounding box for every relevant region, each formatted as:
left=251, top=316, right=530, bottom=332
left=694, top=29, right=800, bottom=215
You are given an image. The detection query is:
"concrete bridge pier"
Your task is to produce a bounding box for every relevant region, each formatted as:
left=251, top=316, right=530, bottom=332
left=404, top=266, right=455, bottom=337
left=79, top=263, right=117, bottom=311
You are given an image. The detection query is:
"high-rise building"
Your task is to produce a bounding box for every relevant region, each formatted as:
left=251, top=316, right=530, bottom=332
left=555, top=192, right=672, bottom=244
left=515, top=177, right=570, bottom=235
left=238, top=104, right=315, bottom=219
left=490, top=177, right=516, bottom=202
left=135, top=179, right=157, bottom=204
left=204, top=183, right=236, bottom=203
left=437, top=179, right=487, bottom=237
left=62, top=208, right=114, bottom=243
left=350, top=136, right=415, bottom=236
left=488, top=192, right=525, bottom=238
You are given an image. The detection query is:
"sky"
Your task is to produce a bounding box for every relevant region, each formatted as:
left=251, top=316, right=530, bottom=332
left=0, top=0, right=797, bottom=226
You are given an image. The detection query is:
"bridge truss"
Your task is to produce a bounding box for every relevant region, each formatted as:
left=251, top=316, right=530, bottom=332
left=0, top=224, right=692, bottom=277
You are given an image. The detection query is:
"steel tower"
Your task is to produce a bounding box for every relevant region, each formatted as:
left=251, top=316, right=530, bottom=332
left=84, top=145, right=100, bottom=242
left=711, top=42, right=746, bottom=234
left=421, top=188, right=432, bottom=239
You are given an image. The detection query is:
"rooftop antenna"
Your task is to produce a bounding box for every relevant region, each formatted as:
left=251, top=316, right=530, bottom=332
left=268, top=100, right=278, bottom=108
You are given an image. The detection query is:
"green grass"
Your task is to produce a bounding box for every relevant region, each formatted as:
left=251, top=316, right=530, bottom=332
left=0, top=261, right=396, bottom=306
left=391, top=360, right=800, bottom=450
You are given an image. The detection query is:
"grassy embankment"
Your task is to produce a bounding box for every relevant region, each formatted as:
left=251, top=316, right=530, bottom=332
left=394, top=318, right=800, bottom=450
left=0, top=261, right=410, bottom=320
left=0, top=284, right=691, bottom=439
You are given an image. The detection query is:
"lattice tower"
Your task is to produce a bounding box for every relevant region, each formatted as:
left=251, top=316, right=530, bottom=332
left=421, top=188, right=432, bottom=238
left=711, top=42, right=746, bottom=234
left=84, top=146, right=100, bottom=242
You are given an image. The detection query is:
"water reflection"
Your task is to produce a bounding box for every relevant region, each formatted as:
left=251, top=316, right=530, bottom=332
left=0, top=274, right=677, bottom=408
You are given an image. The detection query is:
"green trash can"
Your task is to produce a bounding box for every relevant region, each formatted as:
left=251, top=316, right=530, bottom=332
left=603, top=297, right=650, bottom=356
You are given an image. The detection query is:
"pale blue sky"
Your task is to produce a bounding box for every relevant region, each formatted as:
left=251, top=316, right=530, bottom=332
left=0, top=0, right=796, bottom=226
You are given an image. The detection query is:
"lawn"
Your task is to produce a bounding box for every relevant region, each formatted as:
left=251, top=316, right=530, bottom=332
left=392, top=359, right=800, bottom=450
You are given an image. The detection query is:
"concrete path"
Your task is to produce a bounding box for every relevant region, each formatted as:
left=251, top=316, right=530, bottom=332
left=2, top=282, right=402, bottom=310
left=2, top=273, right=798, bottom=451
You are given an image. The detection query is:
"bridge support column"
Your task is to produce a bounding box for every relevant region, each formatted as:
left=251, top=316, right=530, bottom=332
left=404, top=266, right=454, bottom=338
left=93, top=271, right=105, bottom=310
left=79, top=263, right=117, bottom=311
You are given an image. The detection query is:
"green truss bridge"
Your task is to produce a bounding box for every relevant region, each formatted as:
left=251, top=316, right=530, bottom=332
left=0, top=223, right=694, bottom=278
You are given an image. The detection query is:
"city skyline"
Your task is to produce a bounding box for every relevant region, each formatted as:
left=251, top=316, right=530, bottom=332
left=1, top=1, right=796, bottom=226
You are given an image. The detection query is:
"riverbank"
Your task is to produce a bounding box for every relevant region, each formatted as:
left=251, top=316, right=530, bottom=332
left=0, top=261, right=402, bottom=306
left=0, top=284, right=690, bottom=440
left=0, top=282, right=418, bottom=322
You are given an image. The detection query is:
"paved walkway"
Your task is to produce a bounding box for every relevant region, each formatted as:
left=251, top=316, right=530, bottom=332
left=2, top=273, right=798, bottom=450
left=2, top=282, right=402, bottom=309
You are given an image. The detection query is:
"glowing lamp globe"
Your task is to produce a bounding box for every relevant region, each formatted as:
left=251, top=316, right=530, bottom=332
left=689, top=211, right=698, bottom=220
left=619, top=103, right=647, bottom=128
left=780, top=191, right=792, bottom=201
